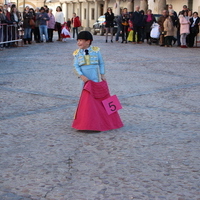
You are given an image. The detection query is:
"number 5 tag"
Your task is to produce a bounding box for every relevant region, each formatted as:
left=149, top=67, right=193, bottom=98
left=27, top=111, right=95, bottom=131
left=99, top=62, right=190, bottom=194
left=102, top=95, right=122, bottom=115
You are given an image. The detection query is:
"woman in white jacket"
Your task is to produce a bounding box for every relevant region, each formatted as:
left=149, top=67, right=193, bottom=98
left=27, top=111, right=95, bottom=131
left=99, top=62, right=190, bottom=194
left=55, top=6, right=64, bottom=41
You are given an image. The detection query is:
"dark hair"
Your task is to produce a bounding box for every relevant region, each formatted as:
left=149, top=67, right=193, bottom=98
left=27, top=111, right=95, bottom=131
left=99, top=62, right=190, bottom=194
left=107, top=7, right=112, bottom=13
left=193, top=12, right=198, bottom=15
left=40, top=7, right=45, bottom=11
left=56, top=6, right=62, bottom=12
left=30, top=8, right=35, bottom=15
left=140, top=10, right=144, bottom=15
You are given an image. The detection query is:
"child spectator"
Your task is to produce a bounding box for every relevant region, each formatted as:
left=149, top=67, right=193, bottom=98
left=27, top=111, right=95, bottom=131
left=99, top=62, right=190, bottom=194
left=61, top=22, right=70, bottom=41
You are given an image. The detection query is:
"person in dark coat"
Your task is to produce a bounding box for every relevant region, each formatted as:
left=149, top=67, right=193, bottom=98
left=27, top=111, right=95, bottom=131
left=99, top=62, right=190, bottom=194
left=104, top=7, right=114, bottom=43
left=119, top=8, right=129, bottom=43
left=131, top=6, right=143, bottom=43
left=23, top=6, right=33, bottom=44
left=115, top=15, right=122, bottom=42
left=188, top=12, right=200, bottom=47
left=144, top=9, right=156, bottom=44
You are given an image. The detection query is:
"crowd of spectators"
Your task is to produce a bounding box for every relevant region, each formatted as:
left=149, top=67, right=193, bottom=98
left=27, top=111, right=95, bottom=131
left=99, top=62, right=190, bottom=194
left=0, top=3, right=83, bottom=48
left=0, top=3, right=200, bottom=49
left=111, top=4, right=200, bottom=48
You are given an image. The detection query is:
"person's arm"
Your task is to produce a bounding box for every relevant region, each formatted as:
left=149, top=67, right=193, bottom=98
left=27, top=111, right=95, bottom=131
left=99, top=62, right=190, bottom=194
left=73, top=55, right=89, bottom=82
left=98, top=51, right=106, bottom=80
left=45, top=13, right=50, bottom=21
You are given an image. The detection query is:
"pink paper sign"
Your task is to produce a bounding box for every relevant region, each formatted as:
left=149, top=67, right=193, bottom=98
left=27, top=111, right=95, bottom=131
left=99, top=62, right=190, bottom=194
left=102, top=95, right=122, bottom=115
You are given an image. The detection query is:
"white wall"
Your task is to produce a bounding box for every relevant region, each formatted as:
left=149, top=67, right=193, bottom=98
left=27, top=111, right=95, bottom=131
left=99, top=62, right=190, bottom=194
left=193, top=0, right=200, bottom=13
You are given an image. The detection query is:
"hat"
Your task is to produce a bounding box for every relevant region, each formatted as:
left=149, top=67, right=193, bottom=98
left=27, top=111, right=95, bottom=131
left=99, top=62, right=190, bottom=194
left=77, top=31, right=93, bottom=41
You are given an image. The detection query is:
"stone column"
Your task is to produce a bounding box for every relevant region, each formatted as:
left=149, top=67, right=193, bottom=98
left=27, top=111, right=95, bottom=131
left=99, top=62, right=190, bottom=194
left=140, top=0, right=148, bottom=13
left=104, top=0, right=108, bottom=14
left=127, top=0, right=134, bottom=13
left=63, top=2, right=67, bottom=21
left=158, top=0, right=166, bottom=14
left=94, top=0, right=98, bottom=21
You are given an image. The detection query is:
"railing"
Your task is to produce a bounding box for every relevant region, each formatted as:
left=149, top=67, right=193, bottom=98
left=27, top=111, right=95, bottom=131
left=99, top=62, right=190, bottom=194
left=0, top=23, right=23, bottom=48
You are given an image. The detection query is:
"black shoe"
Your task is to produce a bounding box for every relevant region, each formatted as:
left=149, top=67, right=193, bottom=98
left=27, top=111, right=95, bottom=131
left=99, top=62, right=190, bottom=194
left=173, top=39, right=177, bottom=45
left=111, top=40, right=113, bottom=43
left=121, top=40, right=124, bottom=43
left=106, top=40, right=107, bottom=43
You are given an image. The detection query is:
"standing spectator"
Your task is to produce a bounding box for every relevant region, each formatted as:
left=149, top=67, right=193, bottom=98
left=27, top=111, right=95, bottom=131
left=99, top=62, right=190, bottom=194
left=179, top=10, right=190, bottom=48
left=131, top=6, right=143, bottom=44
left=104, top=7, right=114, bottom=43
left=29, top=8, right=35, bottom=43
left=55, top=6, right=64, bottom=41
left=37, top=7, right=49, bottom=43
left=140, top=10, right=145, bottom=43
left=34, top=8, right=40, bottom=43
left=115, top=15, right=122, bottom=42
left=47, top=9, right=55, bottom=42
left=120, top=8, right=129, bottom=43
left=177, top=5, right=189, bottom=46
left=71, top=13, right=81, bottom=39
left=23, top=6, right=33, bottom=44
left=188, top=12, right=200, bottom=47
left=163, top=13, right=174, bottom=47
left=144, top=9, right=156, bottom=44
left=157, top=10, right=169, bottom=46
left=10, top=6, right=21, bottom=46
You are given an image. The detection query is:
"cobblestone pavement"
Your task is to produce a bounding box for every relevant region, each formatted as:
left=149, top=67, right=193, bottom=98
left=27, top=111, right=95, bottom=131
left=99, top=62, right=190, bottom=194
left=0, top=36, right=200, bottom=200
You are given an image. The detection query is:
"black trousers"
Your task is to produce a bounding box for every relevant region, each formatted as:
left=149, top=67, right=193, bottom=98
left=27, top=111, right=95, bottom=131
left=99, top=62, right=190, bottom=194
left=121, top=25, right=128, bottom=42
left=48, top=29, right=54, bottom=42
left=188, top=32, right=197, bottom=47
left=55, top=22, right=62, bottom=39
left=133, top=26, right=142, bottom=42
left=34, top=27, right=40, bottom=42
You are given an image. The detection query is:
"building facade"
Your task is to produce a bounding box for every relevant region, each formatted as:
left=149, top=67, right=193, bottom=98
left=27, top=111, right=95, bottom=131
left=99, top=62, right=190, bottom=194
left=1, top=0, right=200, bottom=30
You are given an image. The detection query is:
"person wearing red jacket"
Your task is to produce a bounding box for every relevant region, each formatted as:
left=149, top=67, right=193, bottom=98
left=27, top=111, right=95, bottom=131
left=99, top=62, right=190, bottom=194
left=71, top=13, right=81, bottom=39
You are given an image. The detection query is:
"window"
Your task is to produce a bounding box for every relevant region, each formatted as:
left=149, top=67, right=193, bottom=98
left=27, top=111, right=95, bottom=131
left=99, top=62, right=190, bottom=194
left=84, top=8, right=86, bottom=19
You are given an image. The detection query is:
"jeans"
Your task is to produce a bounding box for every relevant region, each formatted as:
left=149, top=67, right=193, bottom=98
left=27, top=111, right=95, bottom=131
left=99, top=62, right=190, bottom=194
left=115, top=26, right=121, bottom=41
left=24, top=28, right=31, bottom=39
left=73, top=27, right=78, bottom=38
left=39, top=25, right=48, bottom=42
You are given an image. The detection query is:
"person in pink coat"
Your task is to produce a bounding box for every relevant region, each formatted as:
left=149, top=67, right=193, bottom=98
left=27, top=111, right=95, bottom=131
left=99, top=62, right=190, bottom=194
left=179, top=10, right=190, bottom=48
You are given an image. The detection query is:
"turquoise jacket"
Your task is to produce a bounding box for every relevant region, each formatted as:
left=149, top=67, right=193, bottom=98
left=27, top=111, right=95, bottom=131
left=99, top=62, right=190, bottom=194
left=73, top=46, right=105, bottom=82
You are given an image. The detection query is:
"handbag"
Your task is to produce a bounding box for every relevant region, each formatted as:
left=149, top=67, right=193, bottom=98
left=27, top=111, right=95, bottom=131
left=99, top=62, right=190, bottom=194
left=122, top=22, right=128, bottom=26
left=29, top=19, right=35, bottom=26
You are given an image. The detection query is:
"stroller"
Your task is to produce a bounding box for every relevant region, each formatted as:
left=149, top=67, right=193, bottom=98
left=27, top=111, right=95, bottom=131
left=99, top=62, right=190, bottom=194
left=150, top=22, right=160, bottom=45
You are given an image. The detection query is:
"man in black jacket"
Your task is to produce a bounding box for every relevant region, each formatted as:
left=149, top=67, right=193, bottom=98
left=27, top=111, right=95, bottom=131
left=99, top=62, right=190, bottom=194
left=131, top=6, right=143, bottom=44
left=188, top=12, right=200, bottom=47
